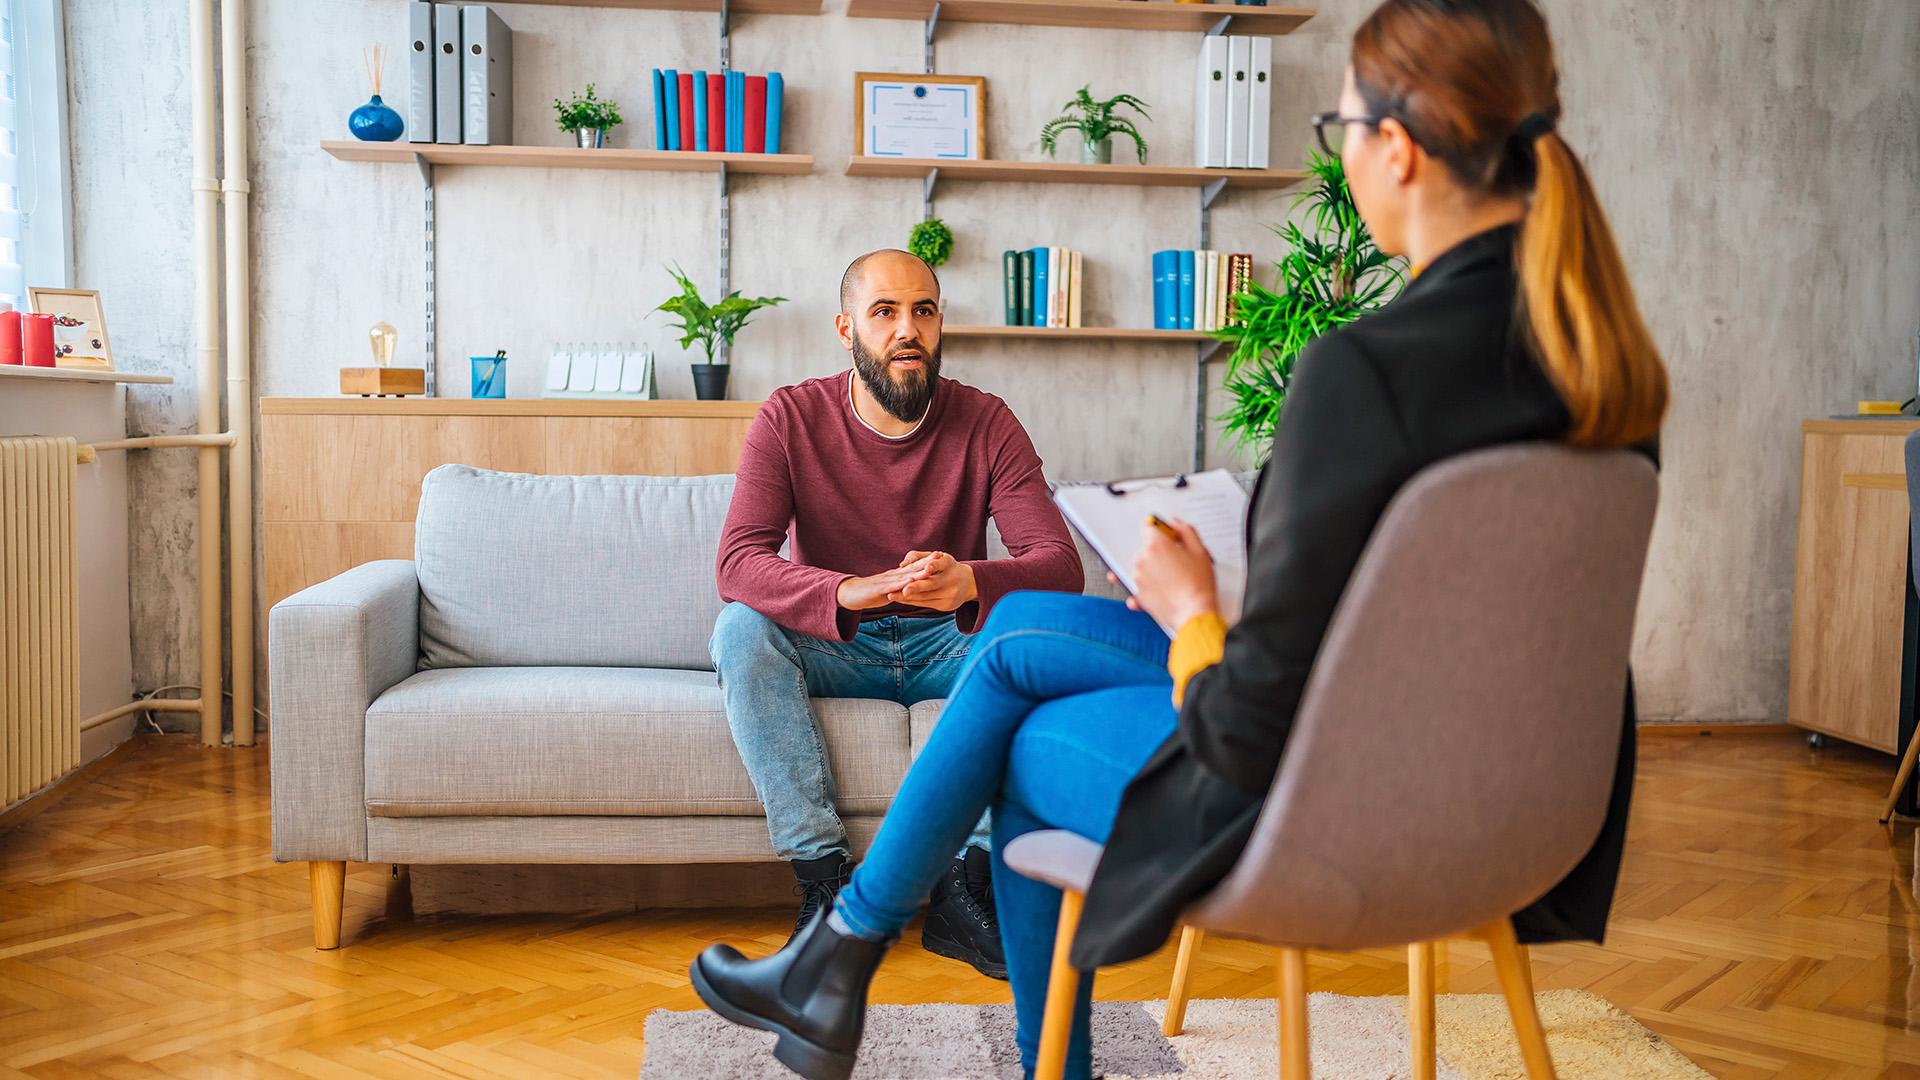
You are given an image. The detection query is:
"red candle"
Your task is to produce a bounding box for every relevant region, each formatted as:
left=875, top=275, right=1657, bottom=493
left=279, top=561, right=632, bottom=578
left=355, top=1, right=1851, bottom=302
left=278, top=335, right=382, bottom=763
left=0, top=309, right=18, bottom=364
left=23, top=313, right=54, bottom=367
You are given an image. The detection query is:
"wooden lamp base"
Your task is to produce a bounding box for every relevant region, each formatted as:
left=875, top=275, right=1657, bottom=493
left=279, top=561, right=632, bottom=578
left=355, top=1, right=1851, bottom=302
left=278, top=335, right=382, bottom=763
left=339, top=367, right=426, bottom=397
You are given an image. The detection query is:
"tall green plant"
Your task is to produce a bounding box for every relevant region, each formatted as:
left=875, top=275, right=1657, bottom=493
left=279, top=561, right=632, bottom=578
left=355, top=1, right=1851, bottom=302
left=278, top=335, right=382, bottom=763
left=653, top=264, right=787, bottom=365
left=1215, top=152, right=1404, bottom=455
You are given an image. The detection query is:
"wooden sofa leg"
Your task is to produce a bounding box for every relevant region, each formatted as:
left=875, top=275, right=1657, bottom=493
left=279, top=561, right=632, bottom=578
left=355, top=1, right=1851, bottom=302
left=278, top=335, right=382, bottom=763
left=1276, top=946, right=1310, bottom=1080
left=1033, top=889, right=1087, bottom=1080
left=1163, top=926, right=1205, bottom=1036
left=1480, top=919, right=1556, bottom=1080
left=1408, top=941, right=1437, bottom=1080
left=310, top=860, right=346, bottom=950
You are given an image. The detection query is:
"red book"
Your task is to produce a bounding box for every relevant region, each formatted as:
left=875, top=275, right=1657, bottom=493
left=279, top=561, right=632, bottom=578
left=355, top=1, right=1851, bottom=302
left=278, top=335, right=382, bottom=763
left=677, top=73, right=696, bottom=151
left=707, top=73, right=725, bottom=153
left=745, top=75, right=768, bottom=154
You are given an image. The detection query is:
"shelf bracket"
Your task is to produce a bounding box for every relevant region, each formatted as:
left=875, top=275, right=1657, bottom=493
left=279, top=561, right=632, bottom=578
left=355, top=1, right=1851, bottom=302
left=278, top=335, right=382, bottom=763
left=1199, top=176, right=1228, bottom=212
left=1193, top=346, right=1210, bottom=470
left=1207, top=14, right=1233, bottom=36
left=923, top=166, right=940, bottom=221
left=924, top=2, right=941, bottom=72
left=719, top=161, right=731, bottom=365
left=416, top=152, right=437, bottom=396
left=719, top=0, right=732, bottom=47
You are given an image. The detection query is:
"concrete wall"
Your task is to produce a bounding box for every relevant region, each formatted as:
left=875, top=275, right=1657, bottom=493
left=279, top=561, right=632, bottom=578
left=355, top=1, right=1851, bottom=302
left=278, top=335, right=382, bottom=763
left=67, top=0, right=1920, bottom=726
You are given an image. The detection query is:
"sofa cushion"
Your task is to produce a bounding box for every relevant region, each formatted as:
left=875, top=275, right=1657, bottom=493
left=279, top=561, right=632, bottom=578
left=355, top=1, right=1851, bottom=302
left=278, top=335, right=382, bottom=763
left=363, top=666, right=913, bottom=818
left=414, top=466, right=735, bottom=670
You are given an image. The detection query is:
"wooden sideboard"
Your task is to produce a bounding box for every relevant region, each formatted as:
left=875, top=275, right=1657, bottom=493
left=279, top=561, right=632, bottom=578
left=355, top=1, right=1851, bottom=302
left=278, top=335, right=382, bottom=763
left=1788, top=418, right=1920, bottom=753
left=260, top=397, right=760, bottom=609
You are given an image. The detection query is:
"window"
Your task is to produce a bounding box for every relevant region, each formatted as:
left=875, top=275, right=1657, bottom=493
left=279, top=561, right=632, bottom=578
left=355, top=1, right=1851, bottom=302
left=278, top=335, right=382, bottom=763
left=0, top=0, right=71, bottom=310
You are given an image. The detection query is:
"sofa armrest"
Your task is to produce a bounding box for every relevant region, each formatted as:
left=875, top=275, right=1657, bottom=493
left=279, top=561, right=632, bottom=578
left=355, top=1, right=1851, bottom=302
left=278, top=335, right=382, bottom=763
left=269, top=560, right=420, bottom=862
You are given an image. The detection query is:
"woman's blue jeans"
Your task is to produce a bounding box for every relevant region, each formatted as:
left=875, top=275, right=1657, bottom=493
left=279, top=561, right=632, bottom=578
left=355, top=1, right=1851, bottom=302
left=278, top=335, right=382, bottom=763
left=835, top=591, right=1176, bottom=1080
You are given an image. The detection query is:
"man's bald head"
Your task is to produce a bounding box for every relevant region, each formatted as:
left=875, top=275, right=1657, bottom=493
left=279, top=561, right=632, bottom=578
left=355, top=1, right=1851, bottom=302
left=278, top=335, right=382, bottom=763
left=839, top=249, right=941, bottom=315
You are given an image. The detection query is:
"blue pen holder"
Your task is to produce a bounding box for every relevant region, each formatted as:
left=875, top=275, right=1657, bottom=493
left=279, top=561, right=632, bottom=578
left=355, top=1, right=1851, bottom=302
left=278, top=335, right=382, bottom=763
left=471, top=355, right=507, bottom=398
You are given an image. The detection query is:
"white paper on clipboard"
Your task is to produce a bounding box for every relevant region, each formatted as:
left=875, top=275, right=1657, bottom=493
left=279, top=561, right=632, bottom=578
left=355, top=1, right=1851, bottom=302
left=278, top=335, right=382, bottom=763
left=1053, top=468, right=1250, bottom=636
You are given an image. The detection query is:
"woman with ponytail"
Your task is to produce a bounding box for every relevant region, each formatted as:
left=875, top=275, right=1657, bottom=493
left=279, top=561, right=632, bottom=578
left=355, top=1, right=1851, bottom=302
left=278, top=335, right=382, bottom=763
left=690, top=2, right=1667, bottom=1076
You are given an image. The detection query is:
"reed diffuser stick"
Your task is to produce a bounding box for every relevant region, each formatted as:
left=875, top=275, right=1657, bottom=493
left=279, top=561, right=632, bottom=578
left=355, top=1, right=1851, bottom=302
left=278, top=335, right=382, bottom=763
left=364, top=44, right=387, bottom=97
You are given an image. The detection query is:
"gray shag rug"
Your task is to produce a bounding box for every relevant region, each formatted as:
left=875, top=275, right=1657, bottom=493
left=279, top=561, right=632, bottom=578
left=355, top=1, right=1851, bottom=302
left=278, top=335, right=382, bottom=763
left=640, top=990, right=1708, bottom=1079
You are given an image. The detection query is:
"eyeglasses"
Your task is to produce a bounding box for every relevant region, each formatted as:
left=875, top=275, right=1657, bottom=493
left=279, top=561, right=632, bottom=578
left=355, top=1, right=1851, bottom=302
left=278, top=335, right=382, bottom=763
left=1310, top=111, right=1388, bottom=157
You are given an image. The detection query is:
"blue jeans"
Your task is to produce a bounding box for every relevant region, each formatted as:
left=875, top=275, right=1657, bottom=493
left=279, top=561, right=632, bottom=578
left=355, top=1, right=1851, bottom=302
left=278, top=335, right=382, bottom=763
left=709, top=602, right=991, bottom=862
left=835, top=592, right=1176, bottom=1080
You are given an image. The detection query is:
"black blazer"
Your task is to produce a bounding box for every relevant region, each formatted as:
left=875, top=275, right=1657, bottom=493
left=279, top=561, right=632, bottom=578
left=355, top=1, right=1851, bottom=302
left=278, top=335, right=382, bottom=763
left=1072, top=224, right=1641, bottom=969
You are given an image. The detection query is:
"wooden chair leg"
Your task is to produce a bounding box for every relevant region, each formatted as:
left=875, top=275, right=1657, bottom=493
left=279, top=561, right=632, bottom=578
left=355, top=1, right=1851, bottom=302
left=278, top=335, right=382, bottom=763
left=1276, top=947, right=1310, bottom=1080
left=310, top=860, right=345, bottom=950
left=1033, top=889, right=1087, bottom=1080
left=1408, top=941, right=1436, bottom=1080
left=1163, top=926, right=1205, bottom=1036
left=1480, top=919, right=1555, bottom=1080
left=1883, top=724, right=1920, bottom=822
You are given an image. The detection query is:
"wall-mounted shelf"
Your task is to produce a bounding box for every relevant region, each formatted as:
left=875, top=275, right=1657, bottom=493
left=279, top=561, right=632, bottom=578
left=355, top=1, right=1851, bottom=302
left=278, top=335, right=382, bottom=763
left=848, top=0, right=1313, bottom=34
left=322, top=141, right=814, bottom=176
left=945, top=325, right=1217, bottom=342
left=0, top=366, right=173, bottom=386
left=490, top=0, right=820, bottom=13
left=847, top=155, right=1305, bottom=191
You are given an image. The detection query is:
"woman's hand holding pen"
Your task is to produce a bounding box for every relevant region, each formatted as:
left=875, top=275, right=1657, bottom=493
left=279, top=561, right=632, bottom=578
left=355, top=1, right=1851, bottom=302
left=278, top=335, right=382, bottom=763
left=1117, top=516, right=1219, bottom=630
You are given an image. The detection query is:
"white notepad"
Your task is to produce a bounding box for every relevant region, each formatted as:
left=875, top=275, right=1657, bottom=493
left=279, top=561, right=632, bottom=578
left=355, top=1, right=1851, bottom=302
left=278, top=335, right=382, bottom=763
left=1054, top=468, right=1250, bottom=636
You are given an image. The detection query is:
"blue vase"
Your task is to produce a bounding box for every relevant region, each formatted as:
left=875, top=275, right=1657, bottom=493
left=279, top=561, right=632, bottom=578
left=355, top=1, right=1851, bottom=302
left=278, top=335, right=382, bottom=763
left=349, top=94, right=405, bottom=142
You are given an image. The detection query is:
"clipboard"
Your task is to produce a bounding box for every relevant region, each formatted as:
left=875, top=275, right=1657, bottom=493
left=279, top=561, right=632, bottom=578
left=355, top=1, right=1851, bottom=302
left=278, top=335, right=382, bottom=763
left=1054, top=468, right=1250, bottom=635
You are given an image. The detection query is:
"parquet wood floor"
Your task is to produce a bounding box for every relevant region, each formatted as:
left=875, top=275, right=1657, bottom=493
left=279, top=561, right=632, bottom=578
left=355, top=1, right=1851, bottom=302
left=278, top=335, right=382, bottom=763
left=3, top=730, right=1918, bottom=1078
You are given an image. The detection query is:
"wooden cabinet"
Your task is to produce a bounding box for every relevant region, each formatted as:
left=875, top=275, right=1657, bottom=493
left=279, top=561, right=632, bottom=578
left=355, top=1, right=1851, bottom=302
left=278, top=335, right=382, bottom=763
left=1788, top=419, right=1920, bottom=752
left=259, top=398, right=759, bottom=610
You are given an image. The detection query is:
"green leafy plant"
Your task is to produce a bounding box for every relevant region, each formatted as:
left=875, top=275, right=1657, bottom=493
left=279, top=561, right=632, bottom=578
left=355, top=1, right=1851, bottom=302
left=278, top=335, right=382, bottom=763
left=653, top=263, right=787, bottom=365
left=1039, top=86, right=1150, bottom=163
left=553, top=83, right=623, bottom=133
left=907, top=218, right=954, bottom=267
left=1215, top=152, right=1405, bottom=456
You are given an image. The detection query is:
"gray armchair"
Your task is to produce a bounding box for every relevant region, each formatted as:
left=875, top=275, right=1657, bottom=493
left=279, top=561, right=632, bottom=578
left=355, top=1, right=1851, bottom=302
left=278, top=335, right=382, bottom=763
left=1005, top=444, right=1659, bottom=1080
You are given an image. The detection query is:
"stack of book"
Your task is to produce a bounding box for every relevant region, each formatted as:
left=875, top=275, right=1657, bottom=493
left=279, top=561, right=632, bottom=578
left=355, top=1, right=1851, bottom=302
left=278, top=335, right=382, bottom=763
left=651, top=69, right=785, bottom=153
left=1002, top=247, right=1085, bottom=328
left=1152, top=250, right=1253, bottom=331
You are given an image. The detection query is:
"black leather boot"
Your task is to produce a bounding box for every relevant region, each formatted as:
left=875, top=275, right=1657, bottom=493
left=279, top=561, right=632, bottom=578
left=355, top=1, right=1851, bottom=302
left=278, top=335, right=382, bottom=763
left=789, top=852, right=852, bottom=945
left=690, top=909, right=892, bottom=1080
left=920, top=846, right=1008, bottom=979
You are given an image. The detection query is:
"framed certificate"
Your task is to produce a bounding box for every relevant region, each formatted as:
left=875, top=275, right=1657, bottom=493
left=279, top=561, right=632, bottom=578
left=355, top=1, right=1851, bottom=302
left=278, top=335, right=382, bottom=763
left=854, top=72, right=986, bottom=160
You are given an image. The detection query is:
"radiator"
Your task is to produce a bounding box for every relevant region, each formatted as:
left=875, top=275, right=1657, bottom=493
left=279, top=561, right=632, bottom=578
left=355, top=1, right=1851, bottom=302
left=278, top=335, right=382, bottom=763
left=0, top=436, right=79, bottom=807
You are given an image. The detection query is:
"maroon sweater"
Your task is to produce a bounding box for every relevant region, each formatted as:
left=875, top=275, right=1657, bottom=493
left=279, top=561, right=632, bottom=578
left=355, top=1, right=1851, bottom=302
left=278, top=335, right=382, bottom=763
left=717, top=372, right=1083, bottom=641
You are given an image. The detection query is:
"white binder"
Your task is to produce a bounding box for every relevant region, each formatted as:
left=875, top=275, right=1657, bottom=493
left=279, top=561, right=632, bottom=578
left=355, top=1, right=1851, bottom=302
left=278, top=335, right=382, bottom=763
left=432, top=3, right=462, bottom=144
left=461, top=6, right=513, bottom=146
left=1225, top=36, right=1252, bottom=169
left=407, top=2, right=435, bottom=143
left=1194, top=36, right=1229, bottom=168
left=1248, top=36, right=1273, bottom=169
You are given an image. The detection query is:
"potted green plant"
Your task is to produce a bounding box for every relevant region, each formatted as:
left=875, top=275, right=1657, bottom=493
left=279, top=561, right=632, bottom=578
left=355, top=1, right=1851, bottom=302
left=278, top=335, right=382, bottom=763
left=1216, top=152, right=1405, bottom=456
left=907, top=218, right=954, bottom=267
left=654, top=264, right=787, bottom=400
left=1039, top=86, right=1150, bottom=165
left=554, top=83, right=623, bottom=148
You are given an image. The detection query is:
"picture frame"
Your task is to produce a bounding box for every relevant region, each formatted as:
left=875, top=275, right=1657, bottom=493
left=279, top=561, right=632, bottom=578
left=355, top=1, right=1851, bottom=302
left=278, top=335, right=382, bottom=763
left=854, top=72, right=987, bottom=161
left=28, top=287, right=113, bottom=370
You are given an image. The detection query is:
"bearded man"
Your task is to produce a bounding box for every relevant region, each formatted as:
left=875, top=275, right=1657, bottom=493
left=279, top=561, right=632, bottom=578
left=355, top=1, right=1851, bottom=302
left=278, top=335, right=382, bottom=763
left=710, top=248, right=1083, bottom=978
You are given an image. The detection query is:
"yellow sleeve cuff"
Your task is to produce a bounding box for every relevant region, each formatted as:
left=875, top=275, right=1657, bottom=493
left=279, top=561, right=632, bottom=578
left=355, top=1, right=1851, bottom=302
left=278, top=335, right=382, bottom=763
left=1168, top=612, right=1229, bottom=708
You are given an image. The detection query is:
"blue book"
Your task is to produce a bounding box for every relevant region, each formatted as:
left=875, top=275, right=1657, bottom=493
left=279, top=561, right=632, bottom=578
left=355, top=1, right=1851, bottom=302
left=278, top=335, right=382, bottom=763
left=765, top=72, right=784, bottom=155
left=663, top=68, right=680, bottom=151
left=692, top=69, right=708, bottom=151
left=728, top=70, right=745, bottom=152
left=1152, top=250, right=1179, bottom=330
left=651, top=69, right=667, bottom=151
left=1030, top=246, right=1050, bottom=328
left=1176, top=249, right=1196, bottom=330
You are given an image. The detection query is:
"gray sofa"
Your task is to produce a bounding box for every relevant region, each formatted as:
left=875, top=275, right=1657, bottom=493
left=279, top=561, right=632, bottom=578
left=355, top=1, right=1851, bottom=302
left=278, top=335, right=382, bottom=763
left=269, top=464, right=1118, bottom=948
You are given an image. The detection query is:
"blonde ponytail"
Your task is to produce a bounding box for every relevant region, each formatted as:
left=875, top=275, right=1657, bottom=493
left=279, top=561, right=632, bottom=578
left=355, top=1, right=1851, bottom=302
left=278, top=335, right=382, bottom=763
left=1518, top=134, right=1669, bottom=448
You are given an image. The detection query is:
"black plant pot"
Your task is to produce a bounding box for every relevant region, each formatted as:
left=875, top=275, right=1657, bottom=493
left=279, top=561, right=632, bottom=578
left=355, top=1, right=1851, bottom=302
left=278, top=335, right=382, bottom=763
left=691, top=363, right=730, bottom=401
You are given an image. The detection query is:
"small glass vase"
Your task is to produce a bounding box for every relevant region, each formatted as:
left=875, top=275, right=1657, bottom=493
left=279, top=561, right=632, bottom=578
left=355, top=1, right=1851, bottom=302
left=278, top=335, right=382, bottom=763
left=349, top=95, right=405, bottom=142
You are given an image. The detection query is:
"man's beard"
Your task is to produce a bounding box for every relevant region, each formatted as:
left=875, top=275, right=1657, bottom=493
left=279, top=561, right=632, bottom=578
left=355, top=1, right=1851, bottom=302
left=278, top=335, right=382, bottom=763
left=851, top=333, right=942, bottom=423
